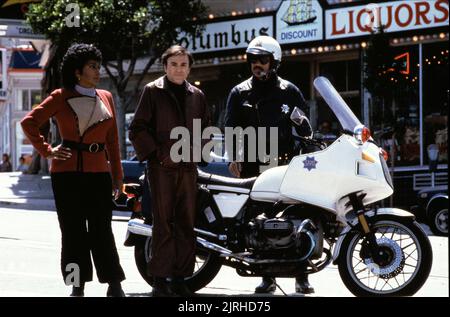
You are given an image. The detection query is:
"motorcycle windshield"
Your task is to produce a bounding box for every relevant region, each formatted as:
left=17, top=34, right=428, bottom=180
left=313, top=76, right=362, bottom=132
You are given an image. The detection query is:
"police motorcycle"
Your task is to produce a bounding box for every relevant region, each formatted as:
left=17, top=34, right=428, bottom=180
left=124, top=76, right=432, bottom=297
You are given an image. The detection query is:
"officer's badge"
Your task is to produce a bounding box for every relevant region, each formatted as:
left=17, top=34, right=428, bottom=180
left=281, top=104, right=290, bottom=114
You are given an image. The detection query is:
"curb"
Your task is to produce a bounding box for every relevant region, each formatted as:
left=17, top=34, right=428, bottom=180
left=0, top=199, right=56, bottom=211
left=0, top=199, right=132, bottom=219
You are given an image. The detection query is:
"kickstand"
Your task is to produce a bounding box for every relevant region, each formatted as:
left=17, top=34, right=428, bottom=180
left=274, top=282, right=288, bottom=296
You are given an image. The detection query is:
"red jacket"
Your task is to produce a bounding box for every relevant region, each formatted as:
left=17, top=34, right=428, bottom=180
left=20, top=88, right=123, bottom=185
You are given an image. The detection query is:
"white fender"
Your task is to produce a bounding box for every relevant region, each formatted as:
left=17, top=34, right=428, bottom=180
left=331, top=208, right=415, bottom=263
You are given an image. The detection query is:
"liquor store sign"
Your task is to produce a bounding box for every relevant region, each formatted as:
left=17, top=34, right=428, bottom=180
left=276, top=0, right=323, bottom=44
left=326, top=0, right=449, bottom=39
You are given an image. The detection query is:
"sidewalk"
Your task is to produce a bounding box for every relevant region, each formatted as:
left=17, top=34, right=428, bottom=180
left=0, top=172, right=55, bottom=210
left=0, top=172, right=131, bottom=219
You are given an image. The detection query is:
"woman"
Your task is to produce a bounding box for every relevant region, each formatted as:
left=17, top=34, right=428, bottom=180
left=21, top=43, right=126, bottom=297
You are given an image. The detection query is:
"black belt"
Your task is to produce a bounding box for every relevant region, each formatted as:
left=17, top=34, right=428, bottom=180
left=62, top=140, right=105, bottom=153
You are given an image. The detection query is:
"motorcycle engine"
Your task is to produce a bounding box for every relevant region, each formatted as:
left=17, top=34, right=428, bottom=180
left=246, top=213, right=321, bottom=258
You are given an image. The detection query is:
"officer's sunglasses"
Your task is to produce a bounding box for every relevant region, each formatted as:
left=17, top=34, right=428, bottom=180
left=247, top=54, right=271, bottom=65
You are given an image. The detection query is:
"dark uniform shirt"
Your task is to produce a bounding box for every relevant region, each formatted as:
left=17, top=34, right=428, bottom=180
left=225, top=75, right=311, bottom=177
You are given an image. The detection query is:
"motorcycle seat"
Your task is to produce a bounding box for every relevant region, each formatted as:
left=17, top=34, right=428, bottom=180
left=197, top=169, right=257, bottom=190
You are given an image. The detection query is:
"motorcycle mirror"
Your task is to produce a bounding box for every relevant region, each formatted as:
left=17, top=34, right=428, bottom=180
left=290, top=107, right=307, bottom=126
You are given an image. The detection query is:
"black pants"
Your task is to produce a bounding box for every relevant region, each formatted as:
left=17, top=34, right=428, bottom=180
left=51, top=172, right=125, bottom=285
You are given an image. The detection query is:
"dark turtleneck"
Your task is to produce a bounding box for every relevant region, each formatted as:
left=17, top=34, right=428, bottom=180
left=166, top=78, right=186, bottom=115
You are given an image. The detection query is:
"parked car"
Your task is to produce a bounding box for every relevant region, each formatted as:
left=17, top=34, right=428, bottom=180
left=121, top=156, right=146, bottom=184
left=120, top=154, right=232, bottom=215
left=411, top=186, right=448, bottom=236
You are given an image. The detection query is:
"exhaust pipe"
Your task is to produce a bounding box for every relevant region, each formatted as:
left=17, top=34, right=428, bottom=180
left=126, top=219, right=233, bottom=255
left=197, top=236, right=233, bottom=255
left=126, top=220, right=312, bottom=265
left=126, top=219, right=227, bottom=240
left=126, top=219, right=232, bottom=253
left=127, top=218, right=152, bottom=237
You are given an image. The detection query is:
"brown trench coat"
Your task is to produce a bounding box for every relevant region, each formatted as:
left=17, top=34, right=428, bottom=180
left=128, top=76, right=210, bottom=278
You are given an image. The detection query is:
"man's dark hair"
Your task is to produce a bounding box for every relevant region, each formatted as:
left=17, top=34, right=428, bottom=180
left=61, top=43, right=102, bottom=89
left=161, top=45, right=193, bottom=67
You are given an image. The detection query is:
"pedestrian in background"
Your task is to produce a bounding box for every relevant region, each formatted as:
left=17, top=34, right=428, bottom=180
left=21, top=43, right=126, bottom=297
left=0, top=153, right=12, bottom=172
left=16, top=155, right=30, bottom=173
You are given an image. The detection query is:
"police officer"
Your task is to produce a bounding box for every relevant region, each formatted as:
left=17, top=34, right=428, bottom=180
left=224, top=35, right=314, bottom=294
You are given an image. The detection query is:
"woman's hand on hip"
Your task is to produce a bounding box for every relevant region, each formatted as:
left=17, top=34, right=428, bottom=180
left=113, top=180, right=124, bottom=200
left=228, top=161, right=242, bottom=178
left=48, top=145, right=72, bottom=160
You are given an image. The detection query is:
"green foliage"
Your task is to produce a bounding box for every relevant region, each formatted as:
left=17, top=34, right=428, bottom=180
left=26, top=0, right=207, bottom=157
left=26, top=0, right=206, bottom=62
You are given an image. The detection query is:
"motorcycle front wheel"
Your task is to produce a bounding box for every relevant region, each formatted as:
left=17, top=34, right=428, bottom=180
left=337, top=216, right=432, bottom=296
left=134, top=235, right=224, bottom=292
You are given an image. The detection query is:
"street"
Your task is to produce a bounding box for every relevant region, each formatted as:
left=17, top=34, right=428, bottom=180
left=0, top=206, right=447, bottom=298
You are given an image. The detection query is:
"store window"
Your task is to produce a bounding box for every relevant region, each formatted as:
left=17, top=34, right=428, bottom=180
left=316, top=59, right=361, bottom=135
left=17, top=89, right=41, bottom=111
left=422, top=42, right=448, bottom=165
left=369, top=45, right=421, bottom=167
left=280, top=60, right=311, bottom=99
left=369, top=41, right=448, bottom=167
left=319, top=59, right=360, bottom=93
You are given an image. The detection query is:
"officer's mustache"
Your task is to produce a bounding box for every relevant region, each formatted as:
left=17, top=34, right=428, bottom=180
left=252, top=66, right=266, bottom=75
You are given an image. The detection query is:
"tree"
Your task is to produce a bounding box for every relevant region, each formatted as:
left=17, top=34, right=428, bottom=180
left=26, top=0, right=207, bottom=157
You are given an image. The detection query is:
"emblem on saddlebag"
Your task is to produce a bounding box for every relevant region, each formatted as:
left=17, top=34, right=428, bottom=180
left=303, top=156, right=318, bottom=171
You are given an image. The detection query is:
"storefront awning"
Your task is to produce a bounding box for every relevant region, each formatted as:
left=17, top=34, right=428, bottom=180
left=9, top=49, right=42, bottom=69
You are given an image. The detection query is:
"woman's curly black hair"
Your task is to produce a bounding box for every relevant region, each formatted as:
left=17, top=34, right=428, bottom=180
left=61, top=43, right=102, bottom=89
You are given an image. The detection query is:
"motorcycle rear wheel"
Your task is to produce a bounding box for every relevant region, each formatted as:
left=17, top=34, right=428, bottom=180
left=134, top=235, right=224, bottom=292
left=337, top=216, right=432, bottom=296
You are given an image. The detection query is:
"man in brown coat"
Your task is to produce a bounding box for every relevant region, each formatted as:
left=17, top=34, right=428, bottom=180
left=129, top=45, right=210, bottom=297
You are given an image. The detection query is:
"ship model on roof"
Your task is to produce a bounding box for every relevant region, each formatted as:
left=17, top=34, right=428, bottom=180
left=282, top=0, right=317, bottom=26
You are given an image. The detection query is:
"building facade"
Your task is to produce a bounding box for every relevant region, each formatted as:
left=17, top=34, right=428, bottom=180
left=0, top=38, right=43, bottom=170
left=144, top=0, right=447, bottom=208
left=116, top=0, right=448, bottom=174
left=0, top=0, right=448, bottom=207
left=186, top=0, right=449, bottom=171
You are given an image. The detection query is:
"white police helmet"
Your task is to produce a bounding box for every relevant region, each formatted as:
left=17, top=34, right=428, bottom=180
left=246, top=35, right=282, bottom=63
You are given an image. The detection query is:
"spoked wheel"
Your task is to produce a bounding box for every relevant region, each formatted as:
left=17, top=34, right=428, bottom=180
left=134, top=235, right=223, bottom=292
left=338, top=216, right=432, bottom=296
